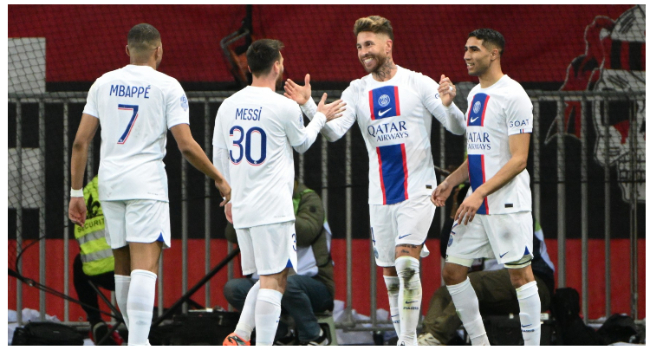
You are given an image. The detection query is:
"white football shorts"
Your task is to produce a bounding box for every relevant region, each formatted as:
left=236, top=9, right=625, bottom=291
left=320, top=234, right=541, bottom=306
left=236, top=221, right=298, bottom=276
left=369, top=195, right=434, bottom=267
left=101, top=199, right=171, bottom=249
left=445, top=211, right=534, bottom=268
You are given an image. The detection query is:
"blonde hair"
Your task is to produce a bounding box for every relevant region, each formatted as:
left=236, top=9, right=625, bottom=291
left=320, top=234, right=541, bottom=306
left=353, top=16, right=394, bottom=40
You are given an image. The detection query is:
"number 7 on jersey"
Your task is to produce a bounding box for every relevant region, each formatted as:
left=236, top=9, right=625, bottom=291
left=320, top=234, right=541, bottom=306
left=117, top=104, right=139, bottom=144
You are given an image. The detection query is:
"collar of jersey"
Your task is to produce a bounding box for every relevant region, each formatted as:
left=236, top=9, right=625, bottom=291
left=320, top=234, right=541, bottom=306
left=124, top=64, right=155, bottom=71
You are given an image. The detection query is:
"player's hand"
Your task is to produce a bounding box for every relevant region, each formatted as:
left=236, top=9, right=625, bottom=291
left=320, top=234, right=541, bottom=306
left=215, top=179, right=231, bottom=207
left=68, top=197, right=87, bottom=228
left=438, top=74, right=456, bottom=107
left=284, top=74, right=312, bottom=105
left=455, top=191, right=484, bottom=225
left=317, top=93, right=346, bottom=122
left=431, top=181, right=453, bottom=207
left=225, top=202, right=233, bottom=224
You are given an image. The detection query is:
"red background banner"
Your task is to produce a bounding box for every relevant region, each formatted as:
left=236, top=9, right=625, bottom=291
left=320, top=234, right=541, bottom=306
left=8, top=5, right=634, bottom=85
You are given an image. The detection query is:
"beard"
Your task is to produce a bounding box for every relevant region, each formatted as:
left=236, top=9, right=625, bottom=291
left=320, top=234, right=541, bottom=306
left=275, top=67, right=284, bottom=90
left=360, top=53, right=388, bottom=74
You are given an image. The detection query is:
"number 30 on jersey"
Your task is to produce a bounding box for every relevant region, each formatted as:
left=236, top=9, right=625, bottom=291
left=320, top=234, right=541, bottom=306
left=229, top=126, right=267, bottom=165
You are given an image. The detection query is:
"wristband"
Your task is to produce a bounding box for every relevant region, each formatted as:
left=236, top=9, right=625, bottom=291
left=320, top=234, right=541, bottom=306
left=70, top=188, right=84, bottom=197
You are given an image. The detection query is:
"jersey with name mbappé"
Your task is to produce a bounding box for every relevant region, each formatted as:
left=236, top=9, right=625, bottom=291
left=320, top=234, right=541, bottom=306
left=82, top=64, right=189, bottom=202
left=213, top=86, right=310, bottom=228
left=465, top=75, right=533, bottom=214
left=304, top=66, right=465, bottom=205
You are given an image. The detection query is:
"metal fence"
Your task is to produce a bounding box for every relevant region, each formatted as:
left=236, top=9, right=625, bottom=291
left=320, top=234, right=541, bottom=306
left=8, top=89, right=645, bottom=330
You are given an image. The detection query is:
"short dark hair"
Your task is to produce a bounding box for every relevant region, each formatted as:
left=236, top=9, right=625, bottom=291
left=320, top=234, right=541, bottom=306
left=246, top=39, right=284, bottom=76
left=353, top=16, right=394, bottom=40
left=468, top=28, right=505, bottom=56
left=127, top=23, right=161, bottom=52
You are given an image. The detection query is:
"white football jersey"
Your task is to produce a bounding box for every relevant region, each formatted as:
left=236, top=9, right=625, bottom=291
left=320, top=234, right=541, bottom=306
left=464, top=75, right=533, bottom=214
left=82, top=64, right=189, bottom=202
left=301, top=66, right=466, bottom=205
left=213, top=86, right=325, bottom=229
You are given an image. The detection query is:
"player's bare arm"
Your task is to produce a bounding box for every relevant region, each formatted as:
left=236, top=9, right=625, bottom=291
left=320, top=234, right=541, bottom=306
left=68, top=114, right=99, bottom=227
left=431, top=160, right=469, bottom=207
left=284, top=73, right=311, bottom=105
left=455, top=133, right=530, bottom=224
left=316, top=92, right=346, bottom=122
left=170, top=123, right=231, bottom=206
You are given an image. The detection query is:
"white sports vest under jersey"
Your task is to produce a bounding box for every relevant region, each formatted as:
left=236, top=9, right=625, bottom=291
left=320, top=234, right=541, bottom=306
left=464, top=75, right=533, bottom=214
left=213, top=86, right=325, bottom=229
left=301, top=66, right=466, bottom=205
left=82, top=64, right=189, bottom=202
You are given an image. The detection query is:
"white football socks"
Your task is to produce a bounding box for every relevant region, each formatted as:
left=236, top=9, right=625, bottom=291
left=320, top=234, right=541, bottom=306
left=395, top=256, right=422, bottom=346
left=517, top=281, right=541, bottom=346
left=447, top=277, right=489, bottom=346
left=114, top=274, right=131, bottom=330
left=254, top=289, right=283, bottom=346
left=234, top=281, right=260, bottom=342
left=383, top=275, right=401, bottom=336
left=126, top=269, right=157, bottom=346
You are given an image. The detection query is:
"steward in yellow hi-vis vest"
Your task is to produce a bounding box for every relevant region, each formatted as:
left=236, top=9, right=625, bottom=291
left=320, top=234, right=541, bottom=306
left=75, top=176, right=114, bottom=276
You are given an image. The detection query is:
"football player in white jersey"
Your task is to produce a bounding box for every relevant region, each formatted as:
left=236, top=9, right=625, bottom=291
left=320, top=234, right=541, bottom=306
left=432, top=28, right=541, bottom=346
left=212, top=39, right=344, bottom=346
left=68, top=23, right=231, bottom=346
left=284, top=16, right=466, bottom=346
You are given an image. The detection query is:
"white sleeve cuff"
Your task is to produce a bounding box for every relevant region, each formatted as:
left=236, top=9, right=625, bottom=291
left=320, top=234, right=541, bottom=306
left=300, top=98, right=318, bottom=120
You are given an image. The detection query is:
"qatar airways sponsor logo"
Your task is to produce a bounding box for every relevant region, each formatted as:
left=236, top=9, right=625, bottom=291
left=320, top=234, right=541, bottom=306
left=367, top=120, right=409, bottom=141
left=467, top=131, right=491, bottom=150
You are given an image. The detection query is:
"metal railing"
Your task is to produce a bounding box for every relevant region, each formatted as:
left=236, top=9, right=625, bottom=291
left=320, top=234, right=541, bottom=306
left=8, top=89, right=645, bottom=330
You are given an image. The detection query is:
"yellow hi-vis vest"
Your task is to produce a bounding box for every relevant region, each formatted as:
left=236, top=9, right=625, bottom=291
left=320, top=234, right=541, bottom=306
left=74, top=176, right=114, bottom=276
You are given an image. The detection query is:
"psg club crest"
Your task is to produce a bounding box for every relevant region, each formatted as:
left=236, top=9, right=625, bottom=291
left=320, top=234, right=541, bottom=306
left=473, top=101, right=482, bottom=114
left=378, top=94, right=390, bottom=107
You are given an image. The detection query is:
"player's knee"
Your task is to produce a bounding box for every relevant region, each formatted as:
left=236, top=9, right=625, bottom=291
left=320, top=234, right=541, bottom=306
left=442, top=264, right=466, bottom=286
left=507, top=268, right=532, bottom=288
left=509, top=273, right=527, bottom=288
left=395, top=256, right=420, bottom=290
left=383, top=266, right=398, bottom=277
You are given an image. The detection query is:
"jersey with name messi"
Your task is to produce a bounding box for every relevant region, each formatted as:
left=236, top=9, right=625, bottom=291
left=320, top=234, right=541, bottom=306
left=82, top=64, right=189, bottom=202
left=302, top=66, right=466, bottom=205
left=213, top=86, right=312, bottom=229
left=465, top=75, right=533, bottom=215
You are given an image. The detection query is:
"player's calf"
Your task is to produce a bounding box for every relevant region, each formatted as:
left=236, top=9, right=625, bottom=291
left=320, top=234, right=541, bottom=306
left=383, top=274, right=401, bottom=335
left=395, top=256, right=422, bottom=346
left=444, top=259, right=489, bottom=346
left=508, top=265, right=541, bottom=346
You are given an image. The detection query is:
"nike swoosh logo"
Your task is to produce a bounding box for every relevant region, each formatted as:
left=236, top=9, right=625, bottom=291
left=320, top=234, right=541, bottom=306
left=499, top=251, right=509, bottom=258
left=378, top=108, right=392, bottom=117
left=521, top=324, right=533, bottom=328
left=398, top=234, right=412, bottom=239
left=470, top=116, right=480, bottom=123
left=405, top=300, right=419, bottom=304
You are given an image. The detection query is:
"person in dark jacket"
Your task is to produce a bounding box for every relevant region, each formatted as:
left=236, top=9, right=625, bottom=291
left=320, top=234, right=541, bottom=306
left=223, top=181, right=334, bottom=345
